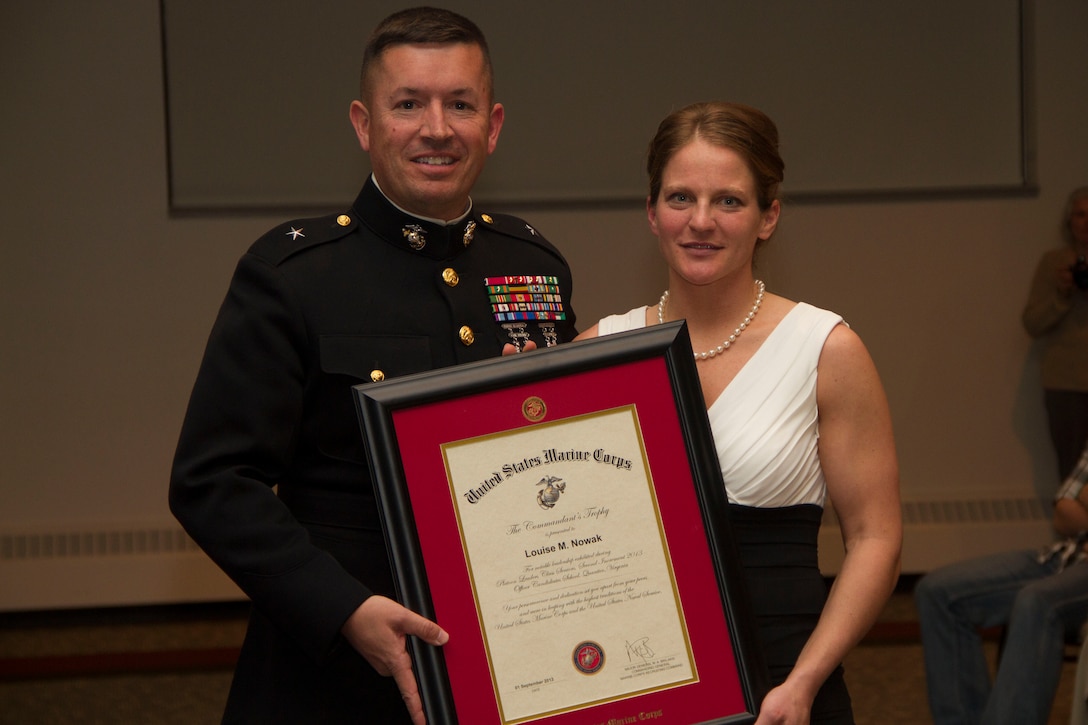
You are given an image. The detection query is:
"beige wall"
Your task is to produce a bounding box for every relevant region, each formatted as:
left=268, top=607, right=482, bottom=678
left=2, top=2, right=1087, bottom=603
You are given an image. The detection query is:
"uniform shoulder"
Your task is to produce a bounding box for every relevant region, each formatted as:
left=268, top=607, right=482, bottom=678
left=476, top=211, right=566, bottom=261
left=247, top=212, right=358, bottom=266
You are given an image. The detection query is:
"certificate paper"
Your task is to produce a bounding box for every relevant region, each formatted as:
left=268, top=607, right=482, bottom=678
left=355, top=322, right=766, bottom=724
left=444, top=407, right=694, bottom=721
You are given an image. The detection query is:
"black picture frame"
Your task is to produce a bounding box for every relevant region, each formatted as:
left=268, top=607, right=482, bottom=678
left=354, top=321, right=767, bottom=724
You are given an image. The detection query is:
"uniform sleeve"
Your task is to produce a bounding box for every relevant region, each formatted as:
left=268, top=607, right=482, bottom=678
left=169, top=251, right=368, bottom=664
left=1023, top=250, right=1074, bottom=337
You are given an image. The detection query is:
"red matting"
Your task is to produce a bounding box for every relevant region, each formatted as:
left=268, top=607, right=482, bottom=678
left=391, top=357, right=746, bottom=724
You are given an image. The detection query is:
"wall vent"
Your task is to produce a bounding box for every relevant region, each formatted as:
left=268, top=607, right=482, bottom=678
left=0, top=496, right=1058, bottom=610
left=1, top=526, right=201, bottom=562
left=0, top=521, right=240, bottom=612
left=901, top=497, right=1046, bottom=525
left=820, top=495, right=1053, bottom=575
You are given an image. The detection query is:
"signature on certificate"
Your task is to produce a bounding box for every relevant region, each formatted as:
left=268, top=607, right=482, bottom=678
left=625, top=636, right=655, bottom=662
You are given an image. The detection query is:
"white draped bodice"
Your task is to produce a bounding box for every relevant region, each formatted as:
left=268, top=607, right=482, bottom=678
left=595, top=302, right=843, bottom=507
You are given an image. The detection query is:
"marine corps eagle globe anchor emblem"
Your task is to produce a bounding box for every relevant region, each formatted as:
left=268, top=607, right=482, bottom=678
left=536, top=475, right=566, bottom=510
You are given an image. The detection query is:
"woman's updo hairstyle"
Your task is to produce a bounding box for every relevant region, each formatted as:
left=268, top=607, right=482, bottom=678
left=646, top=101, right=784, bottom=211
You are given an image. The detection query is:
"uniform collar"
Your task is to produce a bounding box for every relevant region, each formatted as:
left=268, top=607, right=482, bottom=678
left=352, top=176, right=479, bottom=260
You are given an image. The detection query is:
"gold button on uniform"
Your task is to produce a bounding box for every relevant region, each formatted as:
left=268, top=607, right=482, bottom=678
left=370, top=370, right=385, bottom=382
left=442, top=268, right=459, bottom=287
left=481, top=214, right=494, bottom=225
left=459, top=326, right=475, bottom=346
left=336, top=215, right=351, bottom=226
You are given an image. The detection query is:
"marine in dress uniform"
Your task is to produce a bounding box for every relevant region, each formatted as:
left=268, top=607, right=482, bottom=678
left=169, top=176, right=577, bottom=722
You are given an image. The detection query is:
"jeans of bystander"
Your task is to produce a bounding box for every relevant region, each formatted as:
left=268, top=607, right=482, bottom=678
left=915, top=548, right=1088, bottom=725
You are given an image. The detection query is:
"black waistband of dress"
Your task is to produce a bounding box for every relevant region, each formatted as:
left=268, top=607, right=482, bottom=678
left=726, top=503, right=824, bottom=569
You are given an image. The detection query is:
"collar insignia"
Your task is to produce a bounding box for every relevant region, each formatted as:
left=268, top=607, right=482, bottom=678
left=403, top=224, right=426, bottom=250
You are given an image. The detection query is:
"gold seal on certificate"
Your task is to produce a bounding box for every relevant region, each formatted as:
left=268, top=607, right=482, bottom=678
left=522, top=395, right=547, bottom=422
left=572, top=641, right=605, bottom=675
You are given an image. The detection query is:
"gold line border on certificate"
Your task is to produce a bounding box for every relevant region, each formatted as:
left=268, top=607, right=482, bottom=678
left=441, top=405, right=697, bottom=724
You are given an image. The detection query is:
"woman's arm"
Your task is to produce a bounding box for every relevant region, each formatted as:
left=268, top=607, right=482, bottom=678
left=757, top=324, right=902, bottom=724
left=574, top=323, right=601, bottom=341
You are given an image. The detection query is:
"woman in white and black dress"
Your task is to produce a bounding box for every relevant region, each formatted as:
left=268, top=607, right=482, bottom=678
left=576, top=101, right=902, bottom=725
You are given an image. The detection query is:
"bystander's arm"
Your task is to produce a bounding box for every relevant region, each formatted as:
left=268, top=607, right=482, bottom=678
left=1053, top=498, right=1088, bottom=538
left=1052, top=452, right=1088, bottom=537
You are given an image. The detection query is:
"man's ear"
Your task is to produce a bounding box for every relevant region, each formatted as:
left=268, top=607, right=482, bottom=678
left=349, top=100, right=371, bottom=152
left=486, top=102, right=505, bottom=155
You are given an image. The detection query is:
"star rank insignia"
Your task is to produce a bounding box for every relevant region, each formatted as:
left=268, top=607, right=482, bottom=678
left=286, top=227, right=305, bottom=240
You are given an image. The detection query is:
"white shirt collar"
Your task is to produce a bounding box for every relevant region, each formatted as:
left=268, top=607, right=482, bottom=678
left=371, top=174, right=472, bottom=226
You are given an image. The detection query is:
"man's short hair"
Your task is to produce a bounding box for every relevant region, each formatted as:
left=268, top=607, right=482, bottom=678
left=360, top=6, right=494, bottom=101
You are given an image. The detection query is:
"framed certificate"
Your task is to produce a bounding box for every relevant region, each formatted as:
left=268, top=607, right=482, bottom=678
left=353, top=321, right=767, bottom=724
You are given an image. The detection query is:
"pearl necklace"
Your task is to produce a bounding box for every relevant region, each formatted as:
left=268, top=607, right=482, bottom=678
left=657, top=280, right=766, bottom=361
